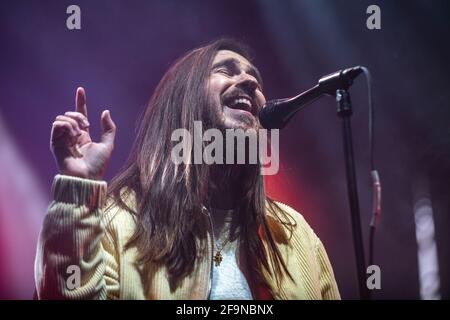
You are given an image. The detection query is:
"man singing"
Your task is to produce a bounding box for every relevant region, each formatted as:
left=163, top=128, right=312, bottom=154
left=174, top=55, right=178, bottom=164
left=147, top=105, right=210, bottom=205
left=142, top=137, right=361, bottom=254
left=35, top=39, right=340, bottom=299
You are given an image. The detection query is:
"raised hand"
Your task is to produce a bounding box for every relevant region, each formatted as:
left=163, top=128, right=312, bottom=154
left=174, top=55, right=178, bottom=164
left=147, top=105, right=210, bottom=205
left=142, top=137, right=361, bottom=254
left=50, top=87, right=116, bottom=180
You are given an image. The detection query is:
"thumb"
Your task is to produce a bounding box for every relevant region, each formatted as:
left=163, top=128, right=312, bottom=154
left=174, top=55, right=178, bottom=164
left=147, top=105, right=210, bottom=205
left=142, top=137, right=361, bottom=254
left=100, top=110, right=116, bottom=147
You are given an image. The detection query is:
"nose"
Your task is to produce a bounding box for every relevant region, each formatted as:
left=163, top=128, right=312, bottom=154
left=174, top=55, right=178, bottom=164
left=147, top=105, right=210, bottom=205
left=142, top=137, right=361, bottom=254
left=236, top=72, right=259, bottom=93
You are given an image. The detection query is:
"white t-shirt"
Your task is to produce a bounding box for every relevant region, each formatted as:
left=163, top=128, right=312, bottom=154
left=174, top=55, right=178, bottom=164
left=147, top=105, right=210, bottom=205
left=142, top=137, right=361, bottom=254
left=208, top=208, right=253, bottom=300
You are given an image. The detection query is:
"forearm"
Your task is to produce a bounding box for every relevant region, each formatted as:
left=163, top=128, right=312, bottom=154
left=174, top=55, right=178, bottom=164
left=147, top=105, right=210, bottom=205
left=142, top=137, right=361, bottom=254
left=34, top=175, right=108, bottom=299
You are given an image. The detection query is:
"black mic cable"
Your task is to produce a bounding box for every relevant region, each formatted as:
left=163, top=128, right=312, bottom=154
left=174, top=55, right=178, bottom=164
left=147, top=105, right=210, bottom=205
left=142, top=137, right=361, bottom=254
left=360, top=67, right=381, bottom=269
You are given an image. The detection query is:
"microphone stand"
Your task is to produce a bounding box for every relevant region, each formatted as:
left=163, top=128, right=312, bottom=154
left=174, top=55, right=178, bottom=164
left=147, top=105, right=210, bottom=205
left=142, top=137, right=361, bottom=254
left=260, top=66, right=370, bottom=299
left=335, top=89, right=369, bottom=300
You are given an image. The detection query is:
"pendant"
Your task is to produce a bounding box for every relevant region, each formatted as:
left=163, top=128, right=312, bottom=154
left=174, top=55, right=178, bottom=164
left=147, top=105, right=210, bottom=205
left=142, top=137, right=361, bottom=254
left=213, top=251, right=223, bottom=266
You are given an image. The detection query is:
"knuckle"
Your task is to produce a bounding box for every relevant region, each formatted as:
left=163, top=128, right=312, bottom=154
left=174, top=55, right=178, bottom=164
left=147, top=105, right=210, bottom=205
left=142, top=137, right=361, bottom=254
left=56, top=115, right=70, bottom=123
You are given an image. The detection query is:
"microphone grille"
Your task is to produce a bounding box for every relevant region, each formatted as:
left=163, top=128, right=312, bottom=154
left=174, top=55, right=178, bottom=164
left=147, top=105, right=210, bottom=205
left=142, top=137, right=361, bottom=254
left=259, top=99, right=287, bottom=129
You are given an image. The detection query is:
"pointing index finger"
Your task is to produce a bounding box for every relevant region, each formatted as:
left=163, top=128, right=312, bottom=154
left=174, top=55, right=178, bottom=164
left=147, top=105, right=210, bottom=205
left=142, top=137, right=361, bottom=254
left=76, top=87, right=88, bottom=117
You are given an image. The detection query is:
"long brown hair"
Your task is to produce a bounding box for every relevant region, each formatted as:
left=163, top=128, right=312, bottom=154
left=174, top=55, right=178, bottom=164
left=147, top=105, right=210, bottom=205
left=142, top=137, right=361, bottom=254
left=107, top=39, right=295, bottom=292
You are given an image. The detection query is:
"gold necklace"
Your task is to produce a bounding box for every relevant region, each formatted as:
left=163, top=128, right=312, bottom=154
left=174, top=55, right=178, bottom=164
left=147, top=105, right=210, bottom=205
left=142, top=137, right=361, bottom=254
left=213, top=237, right=231, bottom=267
left=208, top=206, right=236, bottom=267
left=213, top=220, right=236, bottom=267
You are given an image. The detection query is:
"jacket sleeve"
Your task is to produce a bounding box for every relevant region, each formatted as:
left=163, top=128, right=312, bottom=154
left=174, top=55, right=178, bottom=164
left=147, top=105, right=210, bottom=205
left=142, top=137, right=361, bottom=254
left=315, top=237, right=341, bottom=300
left=34, top=175, right=120, bottom=299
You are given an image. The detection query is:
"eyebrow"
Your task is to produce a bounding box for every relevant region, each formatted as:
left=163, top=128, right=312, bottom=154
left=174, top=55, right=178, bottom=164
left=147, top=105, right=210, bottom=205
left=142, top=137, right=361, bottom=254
left=212, top=57, right=263, bottom=87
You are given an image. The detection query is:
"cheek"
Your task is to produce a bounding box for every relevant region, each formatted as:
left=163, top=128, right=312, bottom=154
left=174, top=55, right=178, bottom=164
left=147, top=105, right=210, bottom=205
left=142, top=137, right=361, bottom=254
left=208, top=76, right=229, bottom=103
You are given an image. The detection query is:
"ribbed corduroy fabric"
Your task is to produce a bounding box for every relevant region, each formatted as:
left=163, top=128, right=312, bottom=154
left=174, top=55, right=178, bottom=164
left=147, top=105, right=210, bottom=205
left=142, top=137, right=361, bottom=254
left=34, top=175, right=341, bottom=300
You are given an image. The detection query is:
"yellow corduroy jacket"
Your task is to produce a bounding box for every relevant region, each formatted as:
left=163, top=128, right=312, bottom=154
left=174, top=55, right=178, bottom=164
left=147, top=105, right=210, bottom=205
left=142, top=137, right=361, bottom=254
left=34, top=175, right=340, bottom=300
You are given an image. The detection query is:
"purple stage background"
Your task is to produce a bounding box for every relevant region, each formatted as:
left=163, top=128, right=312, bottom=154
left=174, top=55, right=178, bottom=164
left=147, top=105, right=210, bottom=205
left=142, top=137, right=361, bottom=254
left=1, top=0, right=449, bottom=299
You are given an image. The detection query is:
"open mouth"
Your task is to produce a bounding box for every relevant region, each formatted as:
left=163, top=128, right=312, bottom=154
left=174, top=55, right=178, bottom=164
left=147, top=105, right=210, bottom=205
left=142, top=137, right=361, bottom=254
left=223, top=95, right=255, bottom=115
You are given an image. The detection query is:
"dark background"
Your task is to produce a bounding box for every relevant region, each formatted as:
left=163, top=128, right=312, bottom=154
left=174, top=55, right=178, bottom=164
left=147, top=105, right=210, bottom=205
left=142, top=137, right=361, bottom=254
left=0, top=0, right=449, bottom=299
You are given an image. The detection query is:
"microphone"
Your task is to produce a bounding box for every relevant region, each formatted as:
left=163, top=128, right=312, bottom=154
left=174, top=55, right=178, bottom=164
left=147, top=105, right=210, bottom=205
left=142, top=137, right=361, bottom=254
left=259, top=66, right=363, bottom=129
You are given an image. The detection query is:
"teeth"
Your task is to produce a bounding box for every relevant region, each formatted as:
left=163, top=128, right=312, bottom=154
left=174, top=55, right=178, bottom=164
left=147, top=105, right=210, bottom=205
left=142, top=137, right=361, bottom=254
left=232, top=98, right=252, bottom=108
